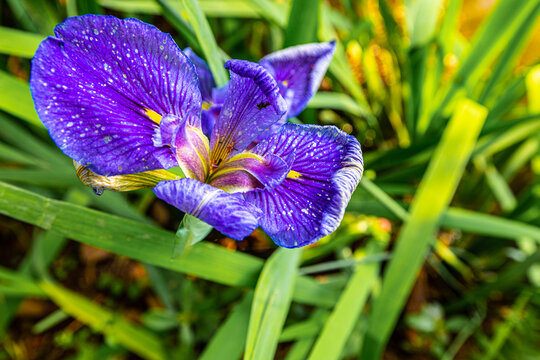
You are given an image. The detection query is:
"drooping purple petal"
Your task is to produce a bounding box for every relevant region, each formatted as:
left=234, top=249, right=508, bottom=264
left=154, top=179, right=262, bottom=240
left=244, top=123, right=363, bottom=248
left=171, top=117, right=210, bottom=182
left=30, top=15, right=201, bottom=176
left=184, top=47, right=215, bottom=103
left=208, top=152, right=290, bottom=192
left=209, top=60, right=287, bottom=166
left=260, top=41, right=335, bottom=118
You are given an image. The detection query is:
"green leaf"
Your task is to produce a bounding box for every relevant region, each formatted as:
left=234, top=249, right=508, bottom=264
left=40, top=281, right=167, bottom=360
left=32, top=310, right=69, bottom=334
left=284, top=0, right=320, bottom=47
left=441, top=208, right=540, bottom=243
left=173, top=214, right=213, bottom=257
left=0, top=71, right=41, bottom=126
left=200, top=293, right=253, bottom=360
left=0, top=181, right=339, bottom=307
left=249, top=0, right=287, bottom=27
left=429, top=0, right=540, bottom=130
left=404, top=0, right=444, bottom=47
left=0, top=26, right=42, bottom=57
left=245, top=248, right=301, bottom=360
left=307, top=92, right=371, bottom=118
left=526, top=65, right=540, bottom=113
left=308, top=241, right=384, bottom=360
left=359, top=99, right=488, bottom=359
left=279, top=309, right=329, bottom=342
left=479, top=293, right=530, bottom=360
left=478, top=5, right=540, bottom=103
left=180, top=0, right=228, bottom=87
left=0, top=267, right=45, bottom=297
left=0, top=113, right=68, bottom=167
left=100, top=0, right=260, bottom=18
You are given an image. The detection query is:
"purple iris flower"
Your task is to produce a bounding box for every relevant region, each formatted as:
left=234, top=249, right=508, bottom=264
left=30, top=15, right=364, bottom=248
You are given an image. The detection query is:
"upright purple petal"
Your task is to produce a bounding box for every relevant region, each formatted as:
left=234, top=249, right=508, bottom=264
left=209, top=60, right=287, bottom=166
left=184, top=48, right=215, bottom=103
left=154, top=179, right=261, bottom=240
left=30, top=15, right=201, bottom=176
left=260, top=41, right=336, bottom=118
left=244, top=123, right=363, bottom=248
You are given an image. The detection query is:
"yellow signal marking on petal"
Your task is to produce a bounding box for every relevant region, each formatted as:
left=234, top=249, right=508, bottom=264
left=202, top=101, right=211, bottom=110
left=145, top=108, right=162, bottom=124
left=227, top=152, right=264, bottom=162
left=74, top=162, right=180, bottom=192
left=287, top=170, right=302, bottom=179
left=208, top=152, right=263, bottom=179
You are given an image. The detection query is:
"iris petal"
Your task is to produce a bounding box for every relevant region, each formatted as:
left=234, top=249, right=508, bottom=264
left=260, top=41, right=336, bottom=118
left=184, top=48, right=215, bottom=103
left=171, top=117, right=210, bottom=183
left=208, top=152, right=290, bottom=192
left=209, top=60, right=287, bottom=165
left=244, top=123, right=363, bottom=248
left=154, top=179, right=261, bottom=240
left=30, top=15, right=201, bottom=176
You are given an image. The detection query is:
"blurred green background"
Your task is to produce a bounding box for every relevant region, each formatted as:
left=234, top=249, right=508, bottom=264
left=1, top=0, right=540, bottom=359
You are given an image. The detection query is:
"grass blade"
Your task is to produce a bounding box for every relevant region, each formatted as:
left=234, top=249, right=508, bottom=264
left=404, top=0, right=444, bottom=47
left=359, top=99, right=488, bottom=359
left=244, top=248, right=301, bottom=360
left=180, top=0, right=228, bottom=86
left=308, top=241, right=384, bottom=360
left=479, top=293, right=530, bottom=360
left=283, top=0, right=320, bottom=47
left=0, top=26, right=42, bottom=57
left=40, top=281, right=167, bottom=360
left=0, top=267, right=45, bottom=297
left=200, top=293, right=253, bottom=360
left=249, top=0, right=287, bottom=27
left=442, top=207, right=540, bottom=242
left=0, top=181, right=338, bottom=307
left=0, top=71, right=40, bottom=126
left=307, top=92, right=371, bottom=118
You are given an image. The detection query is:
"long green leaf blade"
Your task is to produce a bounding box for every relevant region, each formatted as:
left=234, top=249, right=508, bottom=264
left=0, top=181, right=337, bottom=307
left=180, top=0, right=228, bottom=86
left=200, top=293, right=253, bottom=360
left=360, top=99, right=488, bottom=359
left=283, top=0, right=320, bottom=46
left=244, top=248, right=301, bottom=360
left=0, top=71, right=40, bottom=126
left=0, top=26, right=42, bottom=57
left=40, top=281, right=167, bottom=360
left=308, top=241, right=383, bottom=360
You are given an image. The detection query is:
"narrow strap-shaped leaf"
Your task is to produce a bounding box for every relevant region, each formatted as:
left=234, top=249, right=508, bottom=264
left=359, top=99, right=488, bottom=359
left=180, top=0, right=228, bottom=86
left=244, top=248, right=301, bottom=360
left=404, top=0, right=444, bottom=47
left=200, top=293, right=253, bottom=360
left=249, top=0, right=287, bottom=27
left=0, top=181, right=339, bottom=307
left=308, top=241, right=384, bottom=360
left=0, top=26, right=42, bottom=57
left=0, top=71, right=40, bottom=126
left=283, top=0, right=320, bottom=47
left=40, top=281, right=167, bottom=360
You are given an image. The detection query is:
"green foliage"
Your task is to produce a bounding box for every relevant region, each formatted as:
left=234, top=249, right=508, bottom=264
left=1, top=0, right=540, bottom=359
